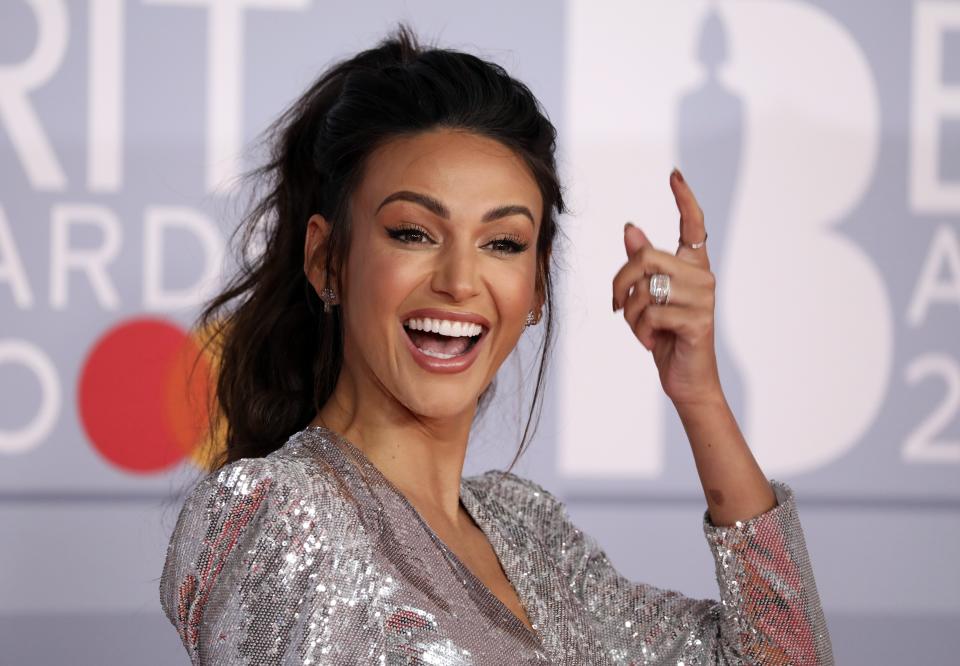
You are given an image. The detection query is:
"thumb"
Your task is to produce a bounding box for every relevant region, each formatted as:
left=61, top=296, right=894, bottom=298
left=624, top=222, right=649, bottom=258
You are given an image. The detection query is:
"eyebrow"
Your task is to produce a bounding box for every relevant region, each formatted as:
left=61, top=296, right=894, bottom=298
left=375, top=190, right=535, bottom=227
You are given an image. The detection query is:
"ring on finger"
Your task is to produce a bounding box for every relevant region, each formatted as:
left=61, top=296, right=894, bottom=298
left=680, top=232, right=708, bottom=250
left=649, top=273, right=671, bottom=305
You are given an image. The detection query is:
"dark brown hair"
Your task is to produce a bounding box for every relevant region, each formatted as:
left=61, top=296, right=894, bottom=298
left=194, top=24, right=566, bottom=473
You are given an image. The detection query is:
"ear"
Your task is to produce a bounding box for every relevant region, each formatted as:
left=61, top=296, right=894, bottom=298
left=304, top=213, right=333, bottom=294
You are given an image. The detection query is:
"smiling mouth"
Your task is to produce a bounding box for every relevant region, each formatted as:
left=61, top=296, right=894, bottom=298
left=402, top=324, right=484, bottom=359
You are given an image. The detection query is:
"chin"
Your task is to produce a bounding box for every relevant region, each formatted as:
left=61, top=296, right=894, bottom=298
left=400, top=388, right=480, bottom=421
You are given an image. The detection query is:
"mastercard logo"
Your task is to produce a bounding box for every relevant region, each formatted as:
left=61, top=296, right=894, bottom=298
left=78, top=317, right=225, bottom=474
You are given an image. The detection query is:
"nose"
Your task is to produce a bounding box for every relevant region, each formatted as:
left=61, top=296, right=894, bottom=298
left=430, top=237, right=481, bottom=302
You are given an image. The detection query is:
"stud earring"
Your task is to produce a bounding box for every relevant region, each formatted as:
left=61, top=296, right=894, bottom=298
left=525, top=310, right=539, bottom=326
left=319, top=287, right=338, bottom=313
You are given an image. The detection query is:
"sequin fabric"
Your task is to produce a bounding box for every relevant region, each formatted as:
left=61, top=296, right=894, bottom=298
left=160, top=426, right=834, bottom=665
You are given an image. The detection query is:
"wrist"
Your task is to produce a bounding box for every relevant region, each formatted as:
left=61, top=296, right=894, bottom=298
left=671, top=388, right=728, bottom=415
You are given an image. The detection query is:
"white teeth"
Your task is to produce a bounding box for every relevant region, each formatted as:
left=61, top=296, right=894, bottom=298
left=403, top=317, right=483, bottom=337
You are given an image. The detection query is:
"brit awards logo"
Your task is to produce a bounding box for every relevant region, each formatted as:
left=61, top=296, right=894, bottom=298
left=558, top=0, right=959, bottom=496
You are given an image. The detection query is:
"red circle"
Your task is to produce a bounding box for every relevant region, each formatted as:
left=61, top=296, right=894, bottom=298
left=78, top=317, right=211, bottom=474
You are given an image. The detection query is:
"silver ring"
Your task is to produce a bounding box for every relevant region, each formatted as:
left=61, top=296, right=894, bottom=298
left=681, top=232, right=708, bottom=250
left=649, top=273, right=671, bottom=305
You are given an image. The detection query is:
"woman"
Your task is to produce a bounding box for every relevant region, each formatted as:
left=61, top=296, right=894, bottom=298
left=160, top=25, right=833, bottom=665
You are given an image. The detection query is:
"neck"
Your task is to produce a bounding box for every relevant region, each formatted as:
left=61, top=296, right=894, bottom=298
left=312, top=369, right=477, bottom=526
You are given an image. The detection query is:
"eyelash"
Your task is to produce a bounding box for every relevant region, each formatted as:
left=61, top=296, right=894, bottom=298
left=386, top=223, right=529, bottom=254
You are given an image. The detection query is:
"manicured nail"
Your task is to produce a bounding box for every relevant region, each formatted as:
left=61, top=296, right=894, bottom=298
left=672, top=167, right=684, bottom=184
left=624, top=221, right=633, bottom=232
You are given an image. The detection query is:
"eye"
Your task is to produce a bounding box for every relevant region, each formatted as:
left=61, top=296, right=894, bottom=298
left=386, top=223, right=434, bottom=245
left=486, top=235, right=529, bottom=254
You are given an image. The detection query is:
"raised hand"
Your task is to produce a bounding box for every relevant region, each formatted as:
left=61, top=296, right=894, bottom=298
left=611, top=169, right=724, bottom=408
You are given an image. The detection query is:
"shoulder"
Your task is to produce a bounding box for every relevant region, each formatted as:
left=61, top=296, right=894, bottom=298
left=176, top=452, right=333, bottom=522
left=162, top=455, right=319, bottom=569
left=160, top=450, right=376, bottom=657
left=463, top=470, right=589, bottom=558
left=160, top=453, right=355, bottom=622
left=176, top=430, right=360, bottom=520
left=463, top=469, right=565, bottom=520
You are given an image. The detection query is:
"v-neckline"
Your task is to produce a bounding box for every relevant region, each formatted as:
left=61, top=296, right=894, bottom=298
left=298, top=425, right=542, bottom=646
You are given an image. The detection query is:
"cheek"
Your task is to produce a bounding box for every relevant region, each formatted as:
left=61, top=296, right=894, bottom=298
left=488, top=258, right=538, bottom=325
left=341, top=241, right=412, bottom=348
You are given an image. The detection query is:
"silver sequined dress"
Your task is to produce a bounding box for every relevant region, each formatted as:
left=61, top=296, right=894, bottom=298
left=160, top=426, right=834, bottom=665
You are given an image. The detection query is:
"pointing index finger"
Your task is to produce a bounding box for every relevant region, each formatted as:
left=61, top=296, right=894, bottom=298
left=670, top=168, right=709, bottom=267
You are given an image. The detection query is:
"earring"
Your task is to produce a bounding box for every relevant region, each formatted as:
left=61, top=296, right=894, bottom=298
left=319, top=287, right=338, bottom=313
left=525, top=310, right=539, bottom=326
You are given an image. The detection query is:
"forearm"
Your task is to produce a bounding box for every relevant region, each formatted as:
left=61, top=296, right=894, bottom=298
left=674, top=393, right=776, bottom=526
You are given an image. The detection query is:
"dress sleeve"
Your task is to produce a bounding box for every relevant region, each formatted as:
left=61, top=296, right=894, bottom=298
left=510, top=475, right=834, bottom=665
left=159, top=458, right=385, bottom=665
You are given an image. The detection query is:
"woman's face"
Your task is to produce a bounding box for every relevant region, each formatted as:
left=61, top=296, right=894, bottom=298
left=321, top=128, right=543, bottom=422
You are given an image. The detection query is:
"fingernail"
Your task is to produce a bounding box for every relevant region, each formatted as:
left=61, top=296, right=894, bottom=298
left=624, top=221, right=634, bottom=232
left=672, top=167, right=684, bottom=184
left=612, top=296, right=620, bottom=312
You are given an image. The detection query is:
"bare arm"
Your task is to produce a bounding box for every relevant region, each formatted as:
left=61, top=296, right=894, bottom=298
left=675, top=393, right=776, bottom=527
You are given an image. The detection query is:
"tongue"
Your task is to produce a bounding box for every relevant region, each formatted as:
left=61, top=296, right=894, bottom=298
left=407, top=329, right=472, bottom=355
